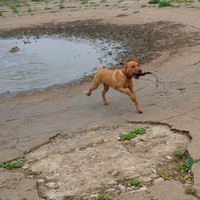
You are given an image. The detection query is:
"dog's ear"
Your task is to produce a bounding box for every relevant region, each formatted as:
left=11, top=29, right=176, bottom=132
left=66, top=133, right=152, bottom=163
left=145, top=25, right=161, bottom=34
left=120, top=62, right=127, bottom=65
left=120, top=62, right=128, bottom=69
left=132, top=55, right=137, bottom=62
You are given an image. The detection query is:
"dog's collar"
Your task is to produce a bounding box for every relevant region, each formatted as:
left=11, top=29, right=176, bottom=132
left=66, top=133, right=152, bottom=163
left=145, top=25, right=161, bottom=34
left=122, top=68, right=132, bottom=79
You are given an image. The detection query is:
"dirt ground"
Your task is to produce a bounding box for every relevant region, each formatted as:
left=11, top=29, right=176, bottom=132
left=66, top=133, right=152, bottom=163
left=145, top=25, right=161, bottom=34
left=0, top=0, right=200, bottom=200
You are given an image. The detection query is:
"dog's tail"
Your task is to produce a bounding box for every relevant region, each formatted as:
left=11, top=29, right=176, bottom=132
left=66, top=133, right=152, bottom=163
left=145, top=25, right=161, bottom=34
left=97, top=65, right=102, bottom=72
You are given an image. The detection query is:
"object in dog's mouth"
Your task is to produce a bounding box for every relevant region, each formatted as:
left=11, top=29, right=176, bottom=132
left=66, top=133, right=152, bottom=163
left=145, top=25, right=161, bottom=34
left=133, top=71, right=151, bottom=79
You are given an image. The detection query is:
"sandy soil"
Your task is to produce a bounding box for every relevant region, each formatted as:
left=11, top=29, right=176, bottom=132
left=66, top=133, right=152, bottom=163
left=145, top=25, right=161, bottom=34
left=0, top=0, right=200, bottom=200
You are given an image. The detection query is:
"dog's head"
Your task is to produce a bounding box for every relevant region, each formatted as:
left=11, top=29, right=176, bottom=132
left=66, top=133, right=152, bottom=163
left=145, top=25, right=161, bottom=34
left=120, top=56, right=142, bottom=77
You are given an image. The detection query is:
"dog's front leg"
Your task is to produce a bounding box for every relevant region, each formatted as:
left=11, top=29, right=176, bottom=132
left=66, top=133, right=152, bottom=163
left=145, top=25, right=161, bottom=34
left=118, top=87, right=143, bottom=113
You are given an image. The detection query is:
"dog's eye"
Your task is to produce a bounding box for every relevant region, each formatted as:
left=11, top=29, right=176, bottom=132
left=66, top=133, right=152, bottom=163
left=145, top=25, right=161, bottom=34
left=132, top=65, right=135, bottom=68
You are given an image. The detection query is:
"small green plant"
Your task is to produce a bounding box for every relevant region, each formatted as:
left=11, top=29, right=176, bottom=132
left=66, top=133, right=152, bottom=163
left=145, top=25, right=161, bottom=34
left=67, top=149, right=75, bottom=153
left=101, top=0, right=106, bottom=3
left=0, top=160, right=24, bottom=169
left=160, top=171, right=174, bottom=180
left=158, top=0, right=172, bottom=7
left=98, top=196, right=109, bottom=200
left=174, top=150, right=185, bottom=160
left=141, top=4, right=147, bottom=7
left=128, top=179, right=139, bottom=186
left=27, top=171, right=37, bottom=175
left=81, top=0, right=89, bottom=4
left=88, top=197, right=95, bottom=200
left=148, top=0, right=160, bottom=3
left=58, top=4, right=64, bottom=8
left=27, top=8, right=32, bottom=12
left=15, top=3, right=21, bottom=7
left=8, top=4, right=19, bottom=13
left=120, top=128, right=146, bottom=141
left=118, top=0, right=123, bottom=3
left=183, top=157, right=199, bottom=172
left=0, top=12, right=2, bottom=16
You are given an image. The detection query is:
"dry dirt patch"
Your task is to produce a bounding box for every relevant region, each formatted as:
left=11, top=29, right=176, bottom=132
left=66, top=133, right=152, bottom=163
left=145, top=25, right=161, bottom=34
left=24, top=122, right=190, bottom=199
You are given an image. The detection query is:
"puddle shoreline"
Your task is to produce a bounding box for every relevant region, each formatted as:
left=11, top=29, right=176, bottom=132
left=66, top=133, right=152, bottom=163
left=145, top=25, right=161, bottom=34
left=0, top=35, right=123, bottom=95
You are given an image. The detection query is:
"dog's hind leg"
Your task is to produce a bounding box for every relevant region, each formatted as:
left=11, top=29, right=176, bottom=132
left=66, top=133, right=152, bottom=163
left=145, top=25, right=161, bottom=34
left=87, top=75, right=101, bottom=96
left=102, top=83, right=109, bottom=105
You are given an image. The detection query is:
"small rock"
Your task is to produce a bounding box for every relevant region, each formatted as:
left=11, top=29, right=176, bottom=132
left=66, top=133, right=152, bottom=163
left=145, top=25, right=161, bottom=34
left=22, top=164, right=29, bottom=169
left=166, top=155, right=173, bottom=160
left=139, top=186, right=147, bottom=191
left=140, top=177, right=151, bottom=183
left=152, top=168, right=157, bottom=174
left=112, top=170, right=120, bottom=177
left=37, top=179, right=44, bottom=183
left=108, top=180, right=117, bottom=185
left=106, top=188, right=116, bottom=192
left=46, top=182, right=56, bottom=188
left=153, top=177, right=164, bottom=184
left=118, top=184, right=126, bottom=190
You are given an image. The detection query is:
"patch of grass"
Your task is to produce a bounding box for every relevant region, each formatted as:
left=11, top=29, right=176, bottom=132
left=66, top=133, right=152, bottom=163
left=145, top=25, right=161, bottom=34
left=101, top=0, right=106, bottom=3
left=0, top=11, right=2, bottom=16
left=171, top=4, right=181, bottom=7
left=104, top=4, right=110, bottom=6
left=0, top=160, right=25, bottom=169
left=118, top=5, right=127, bottom=8
left=67, top=6, right=77, bottom=8
left=67, top=149, right=75, bottom=153
left=141, top=4, right=147, bottom=7
left=120, top=128, right=146, bottom=141
left=98, top=196, right=109, bottom=200
left=49, top=10, right=59, bottom=13
left=27, top=8, right=32, bottom=12
left=81, top=0, right=89, bottom=4
left=118, top=0, right=123, bottom=3
left=174, top=151, right=185, bottom=160
left=148, top=0, right=160, bottom=4
left=8, top=3, right=19, bottom=13
left=160, top=171, right=174, bottom=180
left=58, top=4, right=64, bottom=8
left=15, top=3, right=21, bottom=7
left=183, top=157, right=199, bottom=172
left=88, top=197, right=95, bottom=200
left=128, top=179, right=140, bottom=186
left=158, top=0, right=172, bottom=7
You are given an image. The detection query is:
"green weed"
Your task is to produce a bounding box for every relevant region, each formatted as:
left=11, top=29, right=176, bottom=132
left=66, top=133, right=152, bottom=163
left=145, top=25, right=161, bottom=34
left=101, top=0, right=106, bottom=3
left=183, top=157, right=199, bottom=172
left=27, top=8, right=32, bottom=12
left=98, top=196, right=109, bottom=200
left=160, top=171, right=174, bottom=180
left=174, top=150, right=185, bottom=160
left=118, top=0, right=123, bottom=3
left=148, top=0, right=160, bottom=4
left=81, top=0, right=89, bottom=4
left=141, top=4, right=147, bottom=7
left=158, top=0, right=172, bottom=7
left=128, top=179, right=140, bottom=186
left=88, top=197, right=95, bottom=200
left=120, top=128, right=146, bottom=141
left=58, top=4, right=64, bottom=8
left=0, top=160, right=25, bottom=169
left=0, top=11, right=2, bottom=16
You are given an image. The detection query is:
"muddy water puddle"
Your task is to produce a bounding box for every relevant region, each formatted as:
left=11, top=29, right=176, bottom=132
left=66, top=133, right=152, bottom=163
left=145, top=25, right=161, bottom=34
left=24, top=123, right=191, bottom=200
left=0, top=36, right=122, bottom=94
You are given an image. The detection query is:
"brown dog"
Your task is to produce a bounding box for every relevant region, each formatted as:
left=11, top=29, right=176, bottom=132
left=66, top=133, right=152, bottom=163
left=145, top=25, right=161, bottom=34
left=87, top=55, right=143, bottom=113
